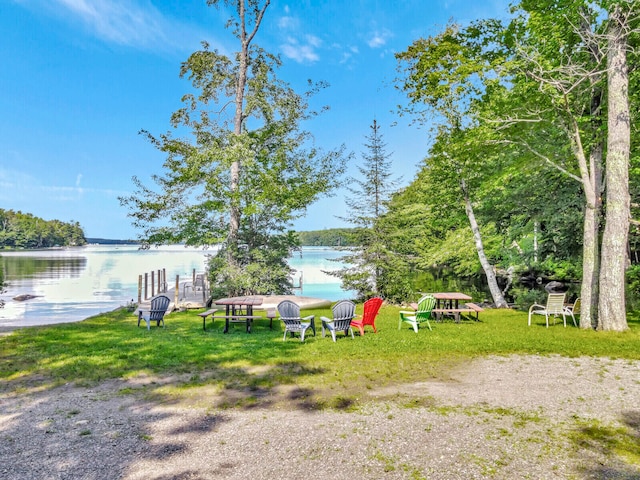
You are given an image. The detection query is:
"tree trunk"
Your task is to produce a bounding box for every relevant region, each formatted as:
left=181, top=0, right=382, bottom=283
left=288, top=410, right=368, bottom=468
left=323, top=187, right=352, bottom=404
left=580, top=143, right=602, bottom=329
left=461, top=179, right=508, bottom=308
left=598, top=6, right=630, bottom=331
left=228, top=2, right=248, bottom=265
left=227, top=0, right=270, bottom=266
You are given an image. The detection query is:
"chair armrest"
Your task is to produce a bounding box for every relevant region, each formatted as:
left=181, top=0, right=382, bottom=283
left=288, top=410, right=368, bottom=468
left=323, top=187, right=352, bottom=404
left=398, top=310, right=414, bottom=315
left=528, top=303, right=543, bottom=313
left=302, top=315, right=315, bottom=321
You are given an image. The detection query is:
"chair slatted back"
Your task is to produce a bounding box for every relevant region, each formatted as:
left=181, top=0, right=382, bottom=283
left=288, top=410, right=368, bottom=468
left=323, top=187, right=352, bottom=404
left=545, top=293, right=566, bottom=315
left=362, top=297, right=383, bottom=327
left=571, top=298, right=581, bottom=313
left=416, top=295, right=436, bottom=321
left=331, top=300, right=356, bottom=330
left=277, top=300, right=305, bottom=330
left=149, top=295, right=171, bottom=321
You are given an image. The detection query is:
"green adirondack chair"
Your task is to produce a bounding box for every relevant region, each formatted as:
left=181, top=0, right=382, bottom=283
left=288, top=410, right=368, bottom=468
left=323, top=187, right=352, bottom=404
left=398, top=294, right=436, bottom=332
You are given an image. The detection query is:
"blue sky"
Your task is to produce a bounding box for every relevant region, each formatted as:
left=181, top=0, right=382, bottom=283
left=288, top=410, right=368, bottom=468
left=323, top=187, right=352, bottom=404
left=1, top=0, right=510, bottom=240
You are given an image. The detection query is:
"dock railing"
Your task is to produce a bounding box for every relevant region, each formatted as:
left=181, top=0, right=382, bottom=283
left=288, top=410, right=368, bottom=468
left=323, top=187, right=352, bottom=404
left=138, top=268, right=208, bottom=308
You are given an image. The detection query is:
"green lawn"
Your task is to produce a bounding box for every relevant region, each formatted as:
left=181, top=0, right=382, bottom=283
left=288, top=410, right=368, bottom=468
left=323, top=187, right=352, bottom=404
left=1, top=304, right=639, bottom=407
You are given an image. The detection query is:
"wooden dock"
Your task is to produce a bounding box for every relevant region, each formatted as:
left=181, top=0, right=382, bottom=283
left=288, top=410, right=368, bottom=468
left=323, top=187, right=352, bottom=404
left=136, top=270, right=210, bottom=313
left=135, top=269, right=332, bottom=316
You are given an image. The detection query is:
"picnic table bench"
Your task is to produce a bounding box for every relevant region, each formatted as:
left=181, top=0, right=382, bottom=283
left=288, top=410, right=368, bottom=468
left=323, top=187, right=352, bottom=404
left=431, top=302, right=484, bottom=323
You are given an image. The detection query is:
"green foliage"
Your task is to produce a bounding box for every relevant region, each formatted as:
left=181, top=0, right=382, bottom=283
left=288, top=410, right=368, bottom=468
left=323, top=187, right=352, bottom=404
left=392, top=1, right=640, bottom=318
left=0, top=209, right=86, bottom=249
left=536, top=257, right=582, bottom=282
left=510, top=287, right=546, bottom=311
left=418, top=225, right=503, bottom=277
left=327, top=120, right=408, bottom=302
left=208, top=230, right=298, bottom=297
left=297, top=229, right=356, bottom=246
left=119, top=4, right=347, bottom=296
left=626, top=265, right=640, bottom=311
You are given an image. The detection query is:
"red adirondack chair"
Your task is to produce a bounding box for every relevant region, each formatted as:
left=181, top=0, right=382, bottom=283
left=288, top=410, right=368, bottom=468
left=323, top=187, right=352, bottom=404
left=351, top=297, right=383, bottom=335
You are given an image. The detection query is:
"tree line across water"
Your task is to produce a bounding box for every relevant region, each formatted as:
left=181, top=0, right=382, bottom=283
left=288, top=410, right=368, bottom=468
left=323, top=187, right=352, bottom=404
left=0, top=209, right=86, bottom=249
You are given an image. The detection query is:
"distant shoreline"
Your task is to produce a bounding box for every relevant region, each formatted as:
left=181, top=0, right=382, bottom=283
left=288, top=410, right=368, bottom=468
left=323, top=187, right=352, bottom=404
left=85, top=238, right=140, bottom=245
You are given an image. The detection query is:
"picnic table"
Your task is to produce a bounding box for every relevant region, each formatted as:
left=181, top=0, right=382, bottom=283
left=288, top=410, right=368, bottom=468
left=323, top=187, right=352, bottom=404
left=412, top=292, right=483, bottom=323
left=206, top=295, right=266, bottom=333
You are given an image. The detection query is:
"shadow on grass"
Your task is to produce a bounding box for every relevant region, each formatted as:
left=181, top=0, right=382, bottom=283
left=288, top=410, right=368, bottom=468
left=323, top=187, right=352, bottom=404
left=0, top=307, right=340, bottom=411
left=0, top=308, right=336, bottom=479
left=571, top=410, right=640, bottom=478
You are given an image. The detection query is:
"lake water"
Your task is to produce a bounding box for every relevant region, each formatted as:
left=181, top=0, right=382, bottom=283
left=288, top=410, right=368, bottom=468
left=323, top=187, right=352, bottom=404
left=0, top=245, right=352, bottom=328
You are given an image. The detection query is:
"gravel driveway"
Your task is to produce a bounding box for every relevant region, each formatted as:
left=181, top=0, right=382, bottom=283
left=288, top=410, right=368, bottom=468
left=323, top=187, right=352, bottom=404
left=1, top=355, right=639, bottom=479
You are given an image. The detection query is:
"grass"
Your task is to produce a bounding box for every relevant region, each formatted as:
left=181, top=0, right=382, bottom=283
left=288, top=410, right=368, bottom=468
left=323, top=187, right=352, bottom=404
left=2, top=306, right=639, bottom=475
left=1, top=304, right=639, bottom=405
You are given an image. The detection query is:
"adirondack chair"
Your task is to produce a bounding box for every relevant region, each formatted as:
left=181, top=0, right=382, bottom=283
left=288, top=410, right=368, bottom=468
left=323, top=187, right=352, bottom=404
left=398, top=295, right=436, bottom=332
left=351, top=297, right=383, bottom=335
left=528, top=292, right=571, bottom=327
left=321, top=300, right=356, bottom=342
left=276, top=300, right=316, bottom=342
left=137, top=294, right=171, bottom=330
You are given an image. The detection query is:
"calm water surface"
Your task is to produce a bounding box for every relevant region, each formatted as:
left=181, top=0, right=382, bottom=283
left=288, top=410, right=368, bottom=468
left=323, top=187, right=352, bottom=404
left=0, top=245, right=351, bottom=327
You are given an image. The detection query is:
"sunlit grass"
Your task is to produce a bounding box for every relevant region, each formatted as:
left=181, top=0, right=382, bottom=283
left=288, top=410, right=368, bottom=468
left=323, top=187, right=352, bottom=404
left=1, top=304, right=639, bottom=400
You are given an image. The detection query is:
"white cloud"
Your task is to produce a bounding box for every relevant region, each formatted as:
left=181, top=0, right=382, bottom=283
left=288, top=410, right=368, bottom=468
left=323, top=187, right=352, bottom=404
left=280, top=35, right=320, bottom=63
left=55, top=0, right=172, bottom=47
left=281, top=42, right=319, bottom=63
left=15, top=0, right=220, bottom=54
left=0, top=167, right=128, bottom=205
left=367, top=28, right=393, bottom=48
left=278, top=15, right=298, bottom=30
left=306, top=34, right=322, bottom=48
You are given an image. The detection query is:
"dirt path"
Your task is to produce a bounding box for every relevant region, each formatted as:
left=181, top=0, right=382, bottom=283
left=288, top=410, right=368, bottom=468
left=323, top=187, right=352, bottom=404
left=1, top=355, right=638, bottom=479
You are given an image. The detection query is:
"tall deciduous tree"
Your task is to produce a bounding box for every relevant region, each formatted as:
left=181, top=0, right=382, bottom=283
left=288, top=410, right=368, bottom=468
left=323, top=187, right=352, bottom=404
left=491, top=0, right=636, bottom=330
left=120, top=0, right=347, bottom=296
left=396, top=25, right=509, bottom=308
left=495, top=0, right=607, bottom=328
left=599, top=3, right=632, bottom=330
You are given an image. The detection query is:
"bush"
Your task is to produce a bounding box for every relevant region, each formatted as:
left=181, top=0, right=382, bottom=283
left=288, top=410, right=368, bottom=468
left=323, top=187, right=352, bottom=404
left=626, top=265, right=640, bottom=311
left=510, top=287, right=546, bottom=311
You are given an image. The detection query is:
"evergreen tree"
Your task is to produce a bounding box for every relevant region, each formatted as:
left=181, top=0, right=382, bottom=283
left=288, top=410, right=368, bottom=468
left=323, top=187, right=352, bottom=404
left=329, top=120, right=411, bottom=303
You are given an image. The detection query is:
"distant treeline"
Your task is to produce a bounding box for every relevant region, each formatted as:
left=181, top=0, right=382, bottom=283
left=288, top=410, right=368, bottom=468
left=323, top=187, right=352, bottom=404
left=297, top=228, right=357, bottom=247
left=0, top=209, right=86, bottom=249
left=86, top=238, right=139, bottom=245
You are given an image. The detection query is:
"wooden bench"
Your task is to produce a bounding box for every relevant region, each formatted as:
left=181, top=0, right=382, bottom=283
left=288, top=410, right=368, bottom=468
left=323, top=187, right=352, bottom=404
left=198, top=308, right=219, bottom=331
left=432, top=303, right=483, bottom=323
left=465, top=302, right=484, bottom=316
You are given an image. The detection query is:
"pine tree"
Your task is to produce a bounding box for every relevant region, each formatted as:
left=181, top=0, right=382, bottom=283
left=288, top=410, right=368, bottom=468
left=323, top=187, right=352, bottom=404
left=330, top=120, right=411, bottom=302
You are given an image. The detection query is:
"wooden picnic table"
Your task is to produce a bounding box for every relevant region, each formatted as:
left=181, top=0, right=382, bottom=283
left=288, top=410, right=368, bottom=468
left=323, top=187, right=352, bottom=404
left=411, top=292, right=482, bottom=323
left=214, top=295, right=264, bottom=333
left=432, top=292, right=472, bottom=309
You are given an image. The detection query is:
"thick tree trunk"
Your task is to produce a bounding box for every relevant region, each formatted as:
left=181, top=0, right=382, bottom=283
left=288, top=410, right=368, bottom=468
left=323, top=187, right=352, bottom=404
left=580, top=144, right=602, bottom=329
left=461, top=180, right=508, bottom=308
left=598, top=6, right=630, bottom=331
